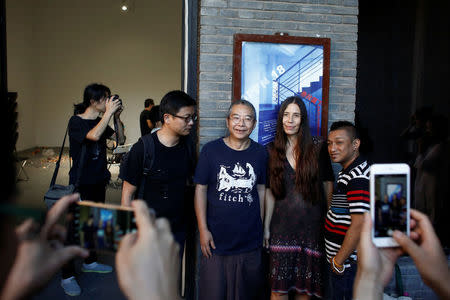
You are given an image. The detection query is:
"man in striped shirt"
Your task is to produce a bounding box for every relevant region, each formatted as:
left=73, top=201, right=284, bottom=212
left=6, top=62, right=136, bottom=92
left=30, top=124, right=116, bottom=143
left=325, top=121, right=370, bottom=300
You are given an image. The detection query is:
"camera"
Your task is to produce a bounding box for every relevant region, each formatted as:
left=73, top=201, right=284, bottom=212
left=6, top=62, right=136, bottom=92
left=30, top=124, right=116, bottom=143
left=111, top=94, right=122, bottom=106
left=370, top=163, right=410, bottom=247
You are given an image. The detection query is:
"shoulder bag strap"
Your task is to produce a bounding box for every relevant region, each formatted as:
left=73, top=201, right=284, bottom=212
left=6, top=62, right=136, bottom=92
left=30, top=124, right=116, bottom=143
left=49, top=124, right=88, bottom=189
left=49, top=125, right=69, bottom=188
left=137, top=134, right=155, bottom=199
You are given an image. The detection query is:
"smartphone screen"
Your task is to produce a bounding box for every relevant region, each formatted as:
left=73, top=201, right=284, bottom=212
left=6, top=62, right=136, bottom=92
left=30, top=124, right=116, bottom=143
left=65, top=202, right=136, bottom=253
left=373, top=174, right=408, bottom=238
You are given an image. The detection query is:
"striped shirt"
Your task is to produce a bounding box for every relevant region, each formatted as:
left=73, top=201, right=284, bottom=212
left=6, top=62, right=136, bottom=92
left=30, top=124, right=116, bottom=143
left=324, top=156, right=370, bottom=268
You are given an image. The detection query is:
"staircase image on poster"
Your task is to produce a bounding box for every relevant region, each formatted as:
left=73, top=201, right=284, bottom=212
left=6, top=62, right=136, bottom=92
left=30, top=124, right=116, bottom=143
left=258, top=46, right=323, bottom=144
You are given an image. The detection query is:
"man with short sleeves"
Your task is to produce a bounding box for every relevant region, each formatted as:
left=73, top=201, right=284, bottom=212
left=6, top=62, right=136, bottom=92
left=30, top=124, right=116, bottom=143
left=139, top=98, right=154, bottom=136
left=325, top=121, right=370, bottom=300
left=121, top=91, right=196, bottom=253
left=194, top=100, right=267, bottom=300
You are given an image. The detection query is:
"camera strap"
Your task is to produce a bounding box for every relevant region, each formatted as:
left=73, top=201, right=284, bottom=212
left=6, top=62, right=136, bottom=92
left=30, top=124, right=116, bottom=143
left=49, top=124, right=86, bottom=188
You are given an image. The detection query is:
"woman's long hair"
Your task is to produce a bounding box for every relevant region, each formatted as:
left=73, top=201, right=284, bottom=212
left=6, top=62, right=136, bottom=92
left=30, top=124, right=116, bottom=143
left=268, top=96, right=321, bottom=203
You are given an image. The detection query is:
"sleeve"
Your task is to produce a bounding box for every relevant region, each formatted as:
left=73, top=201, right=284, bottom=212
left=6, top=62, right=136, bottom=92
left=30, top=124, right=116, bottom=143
left=193, top=144, right=211, bottom=185
left=347, top=177, right=370, bottom=214
left=119, top=140, right=144, bottom=186
left=68, top=116, right=89, bottom=143
left=319, top=140, right=335, bottom=182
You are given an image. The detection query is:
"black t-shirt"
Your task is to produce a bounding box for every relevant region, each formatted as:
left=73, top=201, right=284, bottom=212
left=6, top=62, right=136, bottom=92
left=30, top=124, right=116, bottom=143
left=68, top=115, right=114, bottom=185
left=121, top=132, right=191, bottom=232
left=140, top=109, right=152, bottom=136
left=149, top=106, right=160, bottom=125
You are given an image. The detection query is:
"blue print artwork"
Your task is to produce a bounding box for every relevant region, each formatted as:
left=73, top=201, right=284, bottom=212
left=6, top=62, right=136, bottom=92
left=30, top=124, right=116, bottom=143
left=241, top=42, right=324, bottom=145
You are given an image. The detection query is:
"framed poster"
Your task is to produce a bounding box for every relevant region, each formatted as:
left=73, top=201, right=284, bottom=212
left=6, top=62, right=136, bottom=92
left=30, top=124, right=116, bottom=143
left=386, top=183, right=403, bottom=202
left=233, top=33, right=330, bottom=145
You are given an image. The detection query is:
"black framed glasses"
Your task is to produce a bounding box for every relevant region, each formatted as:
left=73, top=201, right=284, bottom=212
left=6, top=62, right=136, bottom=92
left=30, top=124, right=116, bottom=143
left=172, top=114, right=198, bottom=123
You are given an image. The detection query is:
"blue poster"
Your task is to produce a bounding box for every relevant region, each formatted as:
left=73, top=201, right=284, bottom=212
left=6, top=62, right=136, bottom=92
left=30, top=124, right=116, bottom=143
left=241, top=42, right=324, bottom=145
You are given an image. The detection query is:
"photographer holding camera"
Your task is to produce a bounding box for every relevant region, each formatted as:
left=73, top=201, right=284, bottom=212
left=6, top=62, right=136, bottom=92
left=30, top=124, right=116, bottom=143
left=61, top=83, right=125, bottom=296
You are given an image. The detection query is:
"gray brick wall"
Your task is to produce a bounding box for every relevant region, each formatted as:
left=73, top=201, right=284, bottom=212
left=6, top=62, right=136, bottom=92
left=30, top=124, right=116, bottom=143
left=384, top=255, right=450, bottom=300
left=198, top=0, right=359, bottom=147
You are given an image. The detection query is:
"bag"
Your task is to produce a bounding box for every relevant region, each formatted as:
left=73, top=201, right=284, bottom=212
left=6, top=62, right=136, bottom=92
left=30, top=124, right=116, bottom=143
left=44, top=184, right=76, bottom=210
left=44, top=125, right=86, bottom=210
left=119, top=133, right=196, bottom=199
left=382, top=263, right=412, bottom=299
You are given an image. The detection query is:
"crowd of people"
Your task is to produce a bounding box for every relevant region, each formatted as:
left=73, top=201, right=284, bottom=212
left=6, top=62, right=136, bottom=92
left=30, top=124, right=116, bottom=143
left=1, top=83, right=449, bottom=300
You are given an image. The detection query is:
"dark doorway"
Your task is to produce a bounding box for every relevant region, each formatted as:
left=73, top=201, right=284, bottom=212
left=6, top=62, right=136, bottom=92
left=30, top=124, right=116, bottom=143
left=356, top=0, right=450, bottom=248
left=356, top=0, right=449, bottom=164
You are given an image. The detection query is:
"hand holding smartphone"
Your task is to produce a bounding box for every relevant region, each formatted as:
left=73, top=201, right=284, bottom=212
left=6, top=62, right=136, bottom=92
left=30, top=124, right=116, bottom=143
left=370, top=163, right=410, bottom=247
left=65, top=201, right=136, bottom=253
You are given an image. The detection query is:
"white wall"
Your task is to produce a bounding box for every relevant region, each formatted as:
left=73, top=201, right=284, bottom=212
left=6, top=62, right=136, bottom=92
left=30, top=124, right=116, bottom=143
left=7, top=0, right=182, bottom=150
left=6, top=0, right=35, bottom=150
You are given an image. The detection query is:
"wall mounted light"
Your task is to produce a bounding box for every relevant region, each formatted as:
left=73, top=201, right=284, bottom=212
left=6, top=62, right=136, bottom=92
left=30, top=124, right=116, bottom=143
left=120, top=0, right=135, bottom=13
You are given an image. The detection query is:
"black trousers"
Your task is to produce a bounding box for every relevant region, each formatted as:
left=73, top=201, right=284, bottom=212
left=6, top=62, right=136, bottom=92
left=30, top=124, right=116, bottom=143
left=62, top=183, right=106, bottom=279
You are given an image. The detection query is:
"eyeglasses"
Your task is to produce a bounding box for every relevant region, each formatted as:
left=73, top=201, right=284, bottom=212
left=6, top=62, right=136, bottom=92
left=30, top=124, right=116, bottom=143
left=229, top=115, right=254, bottom=125
left=171, top=114, right=198, bottom=123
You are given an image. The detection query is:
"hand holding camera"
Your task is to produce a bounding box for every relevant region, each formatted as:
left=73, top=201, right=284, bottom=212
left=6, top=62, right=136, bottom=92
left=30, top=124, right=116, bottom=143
left=106, top=94, right=123, bottom=117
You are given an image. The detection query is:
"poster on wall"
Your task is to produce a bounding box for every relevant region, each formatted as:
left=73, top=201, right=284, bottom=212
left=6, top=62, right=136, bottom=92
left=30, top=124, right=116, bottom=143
left=232, top=34, right=331, bottom=145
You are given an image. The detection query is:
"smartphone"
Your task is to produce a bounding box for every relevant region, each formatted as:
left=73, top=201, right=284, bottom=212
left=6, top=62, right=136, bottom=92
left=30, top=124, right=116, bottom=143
left=65, top=201, right=136, bottom=253
left=370, top=163, right=410, bottom=247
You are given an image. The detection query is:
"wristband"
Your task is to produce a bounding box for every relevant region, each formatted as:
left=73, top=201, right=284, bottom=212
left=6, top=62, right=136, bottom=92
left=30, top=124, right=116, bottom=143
left=332, top=256, right=345, bottom=274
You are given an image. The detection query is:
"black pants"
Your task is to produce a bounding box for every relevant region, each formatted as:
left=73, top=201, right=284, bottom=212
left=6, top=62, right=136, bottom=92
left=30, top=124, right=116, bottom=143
left=62, top=183, right=106, bottom=279
left=198, top=249, right=263, bottom=300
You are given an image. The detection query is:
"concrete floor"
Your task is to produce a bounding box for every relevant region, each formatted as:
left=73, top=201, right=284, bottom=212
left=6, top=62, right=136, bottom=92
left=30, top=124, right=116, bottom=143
left=15, top=147, right=122, bottom=208
left=15, top=147, right=127, bottom=299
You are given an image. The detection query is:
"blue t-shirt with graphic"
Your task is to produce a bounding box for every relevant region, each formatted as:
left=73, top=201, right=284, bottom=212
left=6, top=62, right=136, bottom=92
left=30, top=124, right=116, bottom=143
left=194, top=138, right=268, bottom=255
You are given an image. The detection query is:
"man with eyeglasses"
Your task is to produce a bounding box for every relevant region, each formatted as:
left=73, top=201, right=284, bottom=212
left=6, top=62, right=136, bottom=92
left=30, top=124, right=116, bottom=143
left=194, top=99, right=267, bottom=300
left=121, top=90, right=196, bottom=258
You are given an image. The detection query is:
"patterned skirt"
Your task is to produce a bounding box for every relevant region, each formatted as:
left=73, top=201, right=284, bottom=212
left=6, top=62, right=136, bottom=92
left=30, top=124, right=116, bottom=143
left=269, top=236, right=325, bottom=298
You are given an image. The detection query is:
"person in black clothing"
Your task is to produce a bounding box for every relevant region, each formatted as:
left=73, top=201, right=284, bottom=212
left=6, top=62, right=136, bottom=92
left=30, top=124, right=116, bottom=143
left=149, top=105, right=162, bottom=133
left=82, top=215, right=97, bottom=250
left=139, top=98, right=155, bottom=136
left=62, top=83, right=125, bottom=296
left=121, top=90, right=196, bottom=256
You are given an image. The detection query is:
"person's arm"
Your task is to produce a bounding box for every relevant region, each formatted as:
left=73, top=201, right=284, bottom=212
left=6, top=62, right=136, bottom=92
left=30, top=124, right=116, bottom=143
left=393, top=209, right=450, bottom=299
left=116, top=200, right=181, bottom=300
left=86, top=96, right=121, bottom=142
left=323, top=181, right=333, bottom=208
left=263, top=188, right=275, bottom=249
left=354, top=209, right=450, bottom=300
left=353, top=213, right=402, bottom=300
left=257, top=184, right=265, bottom=222
left=334, top=213, right=365, bottom=267
left=194, top=184, right=215, bottom=258
left=0, top=194, right=88, bottom=300
left=121, top=181, right=137, bottom=206
left=318, top=139, right=334, bottom=208
left=334, top=177, right=370, bottom=269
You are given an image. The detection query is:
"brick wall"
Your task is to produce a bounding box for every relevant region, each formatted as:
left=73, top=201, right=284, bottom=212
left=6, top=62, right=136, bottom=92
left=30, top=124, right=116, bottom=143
left=198, top=0, right=358, bottom=147
left=384, top=255, right=450, bottom=300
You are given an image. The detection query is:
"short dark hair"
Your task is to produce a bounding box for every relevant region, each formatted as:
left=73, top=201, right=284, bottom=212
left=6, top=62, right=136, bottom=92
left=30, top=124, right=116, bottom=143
left=159, top=91, right=196, bottom=123
left=226, top=99, right=256, bottom=120
left=144, top=98, right=154, bottom=108
left=74, top=83, right=110, bottom=115
left=330, top=121, right=360, bottom=141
